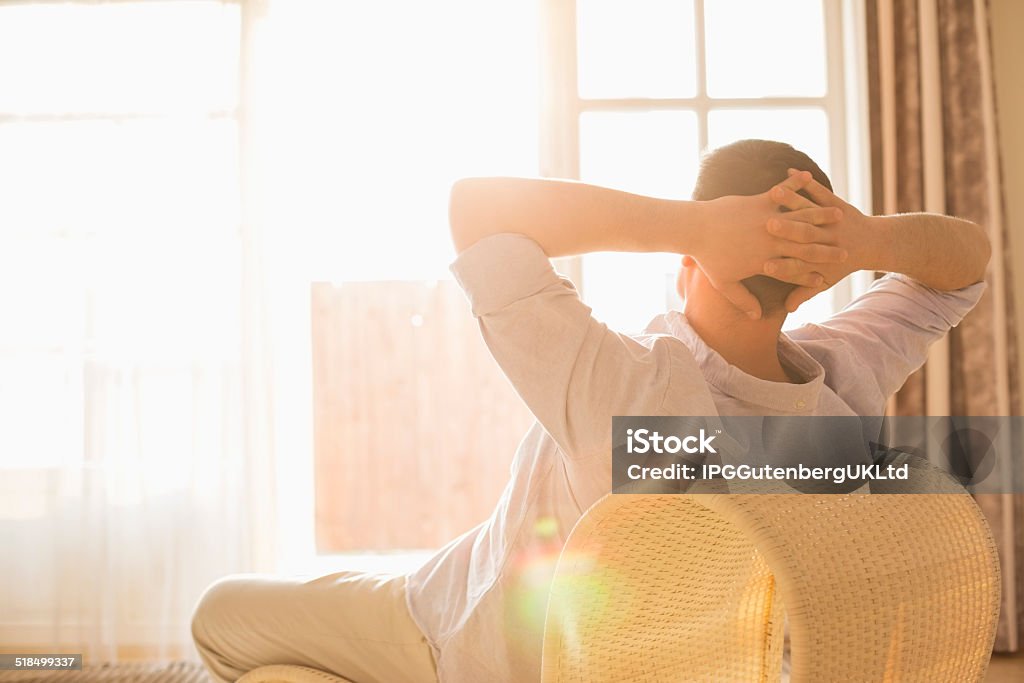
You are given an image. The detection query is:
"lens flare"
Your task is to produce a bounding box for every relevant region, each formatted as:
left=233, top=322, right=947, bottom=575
left=502, top=515, right=625, bottom=663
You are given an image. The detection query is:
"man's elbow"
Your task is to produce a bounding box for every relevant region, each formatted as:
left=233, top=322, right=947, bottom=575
left=449, top=177, right=499, bottom=254
left=971, top=221, right=992, bottom=284
left=448, top=178, right=474, bottom=253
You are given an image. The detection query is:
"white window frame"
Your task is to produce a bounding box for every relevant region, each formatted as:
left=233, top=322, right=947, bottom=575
left=539, top=0, right=874, bottom=312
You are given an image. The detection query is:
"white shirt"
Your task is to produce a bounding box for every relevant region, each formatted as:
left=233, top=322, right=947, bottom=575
left=405, top=233, right=985, bottom=682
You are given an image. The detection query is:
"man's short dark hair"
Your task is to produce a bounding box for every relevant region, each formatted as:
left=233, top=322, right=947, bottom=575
left=691, top=139, right=833, bottom=314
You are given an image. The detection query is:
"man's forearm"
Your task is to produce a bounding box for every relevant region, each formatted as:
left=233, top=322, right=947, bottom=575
left=448, top=177, right=704, bottom=256
left=866, top=213, right=991, bottom=290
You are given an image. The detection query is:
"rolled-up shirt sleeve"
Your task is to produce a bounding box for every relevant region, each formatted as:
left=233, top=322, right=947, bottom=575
left=451, top=233, right=681, bottom=461
left=791, top=273, right=986, bottom=400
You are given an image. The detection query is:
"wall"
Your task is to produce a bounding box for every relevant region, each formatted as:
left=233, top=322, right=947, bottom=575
left=990, top=0, right=1024, bottom=402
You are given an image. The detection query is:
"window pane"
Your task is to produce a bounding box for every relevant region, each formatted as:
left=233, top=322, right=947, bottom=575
left=0, top=232, right=242, bottom=360
left=0, top=1, right=239, bottom=114
left=577, top=0, right=696, bottom=98
left=0, top=353, right=82, bottom=469
left=705, top=0, right=826, bottom=98
left=261, top=0, right=539, bottom=282
left=579, top=110, right=698, bottom=332
left=581, top=252, right=683, bottom=333
left=0, top=238, right=87, bottom=349
left=580, top=110, right=699, bottom=198
left=707, top=108, right=831, bottom=175
left=0, top=120, right=239, bottom=240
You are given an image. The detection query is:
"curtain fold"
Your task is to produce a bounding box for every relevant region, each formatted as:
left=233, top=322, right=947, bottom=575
left=866, top=0, right=1022, bottom=652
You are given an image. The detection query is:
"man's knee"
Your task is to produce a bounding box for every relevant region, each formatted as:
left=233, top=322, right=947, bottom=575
left=191, top=575, right=250, bottom=655
left=192, top=576, right=263, bottom=683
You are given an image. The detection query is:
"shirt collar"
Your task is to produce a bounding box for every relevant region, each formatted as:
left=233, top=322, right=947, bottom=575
left=644, top=311, right=825, bottom=413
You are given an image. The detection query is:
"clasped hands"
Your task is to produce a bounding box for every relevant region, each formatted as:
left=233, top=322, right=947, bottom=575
left=691, top=168, right=871, bottom=320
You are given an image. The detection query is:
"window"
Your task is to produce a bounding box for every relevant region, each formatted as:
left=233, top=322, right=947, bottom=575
left=0, top=1, right=242, bottom=473
left=542, top=0, right=868, bottom=333
left=296, top=0, right=869, bottom=568
left=0, top=0, right=247, bottom=651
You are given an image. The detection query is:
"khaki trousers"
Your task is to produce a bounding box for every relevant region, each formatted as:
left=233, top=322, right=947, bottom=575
left=191, top=571, right=438, bottom=683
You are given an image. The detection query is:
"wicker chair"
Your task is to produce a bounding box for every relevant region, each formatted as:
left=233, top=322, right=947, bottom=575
left=238, top=466, right=1000, bottom=683
left=542, top=473, right=1001, bottom=681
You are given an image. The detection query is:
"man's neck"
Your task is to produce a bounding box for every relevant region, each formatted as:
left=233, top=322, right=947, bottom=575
left=684, top=301, right=794, bottom=383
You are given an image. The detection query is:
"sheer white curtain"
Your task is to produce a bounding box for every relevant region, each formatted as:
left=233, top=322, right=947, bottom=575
left=0, top=0, right=540, bottom=658
left=0, top=0, right=276, bottom=660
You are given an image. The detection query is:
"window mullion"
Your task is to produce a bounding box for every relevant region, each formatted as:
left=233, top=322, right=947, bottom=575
left=542, top=0, right=583, bottom=285
left=694, top=0, right=708, bottom=154
left=823, top=0, right=849, bottom=199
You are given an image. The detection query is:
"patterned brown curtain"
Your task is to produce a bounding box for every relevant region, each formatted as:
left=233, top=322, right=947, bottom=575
left=866, top=0, right=1023, bottom=652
